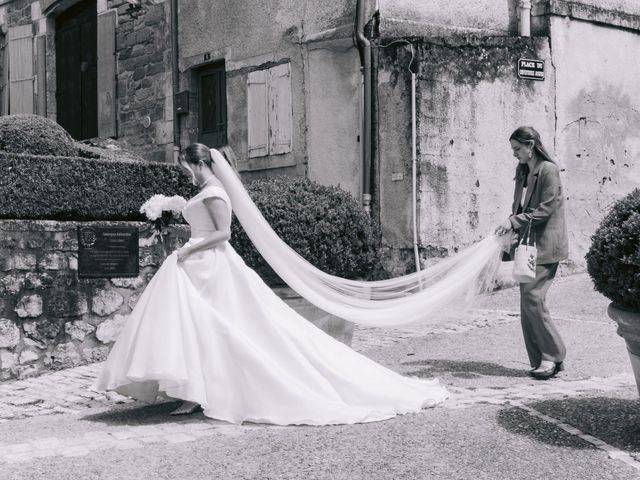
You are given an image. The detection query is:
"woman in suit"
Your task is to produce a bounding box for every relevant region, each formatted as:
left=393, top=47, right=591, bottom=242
left=495, top=126, right=569, bottom=379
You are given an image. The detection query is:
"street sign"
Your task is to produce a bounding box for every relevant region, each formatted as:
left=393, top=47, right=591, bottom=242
left=518, top=58, right=545, bottom=81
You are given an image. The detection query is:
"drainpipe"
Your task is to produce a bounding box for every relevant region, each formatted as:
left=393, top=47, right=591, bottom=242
left=411, top=68, right=420, bottom=271
left=356, top=0, right=372, bottom=213
left=518, top=0, right=532, bottom=37
left=170, top=0, right=180, bottom=155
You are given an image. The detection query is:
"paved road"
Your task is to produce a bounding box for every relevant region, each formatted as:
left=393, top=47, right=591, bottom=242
left=0, top=273, right=639, bottom=479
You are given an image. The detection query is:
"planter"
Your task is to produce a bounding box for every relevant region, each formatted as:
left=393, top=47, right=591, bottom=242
left=274, top=287, right=354, bottom=347
left=607, top=302, right=640, bottom=396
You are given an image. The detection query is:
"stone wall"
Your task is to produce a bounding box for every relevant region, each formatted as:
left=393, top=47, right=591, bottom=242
left=0, top=220, right=187, bottom=381
left=0, top=219, right=354, bottom=381
left=108, top=0, right=174, bottom=163
left=377, top=36, right=555, bottom=276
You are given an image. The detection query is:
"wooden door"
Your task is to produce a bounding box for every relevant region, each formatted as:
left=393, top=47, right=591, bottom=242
left=198, top=63, right=227, bottom=148
left=56, top=0, right=97, bottom=139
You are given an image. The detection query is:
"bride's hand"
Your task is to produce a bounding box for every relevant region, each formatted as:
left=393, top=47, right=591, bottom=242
left=176, top=247, right=191, bottom=262
left=494, top=219, right=512, bottom=236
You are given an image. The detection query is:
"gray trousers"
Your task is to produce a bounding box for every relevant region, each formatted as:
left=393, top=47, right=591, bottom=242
left=520, top=262, right=566, bottom=367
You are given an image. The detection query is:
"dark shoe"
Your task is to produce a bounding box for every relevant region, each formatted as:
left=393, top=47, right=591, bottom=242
left=169, top=401, right=201, bottom=415
left=531, top=362, right=563, bottom=380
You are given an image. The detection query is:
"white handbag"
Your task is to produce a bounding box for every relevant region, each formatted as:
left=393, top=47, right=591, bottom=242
left=512, top=220, right=537, bottom=283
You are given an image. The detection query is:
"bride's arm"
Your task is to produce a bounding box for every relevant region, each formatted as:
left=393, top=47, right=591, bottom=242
left=177, top=197, right=231, bottom=260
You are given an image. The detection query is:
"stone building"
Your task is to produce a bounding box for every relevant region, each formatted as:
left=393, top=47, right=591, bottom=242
left=0, top=0, right=639, bottom=270
left=0, top=0, right=174, bottom=162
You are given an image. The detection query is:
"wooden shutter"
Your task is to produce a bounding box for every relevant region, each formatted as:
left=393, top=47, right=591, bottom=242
left=0, top=35, right=8, bottom=115
left=8, top=25, right=34, bottom=114
left=35, top=35, right=47, bottom=115
left=97, top=10, right=116, bottom=137
left=268, top=62, right=293, bottom=155
left=247, top=69, right=269, bottom=158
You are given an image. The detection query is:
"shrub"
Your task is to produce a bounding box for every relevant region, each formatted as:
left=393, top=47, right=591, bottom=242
left=0, top=114, right=78, bottom=157
left=0, top=152, right=197, bottom=221
left=586, top=188, right=640, bottom=311
left=230, top=176, right=380, bottom=285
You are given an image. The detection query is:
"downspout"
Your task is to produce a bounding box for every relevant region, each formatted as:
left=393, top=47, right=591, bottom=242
left=356, top=0, right=372, bottom=213
left=518, top=0, right=532, bottom=37
left=170, top=0, right=180, bottom=155
left=411, top=66, right=420, bottom=271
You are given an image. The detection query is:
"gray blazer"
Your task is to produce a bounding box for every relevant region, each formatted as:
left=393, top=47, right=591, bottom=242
left=509, top=160, right=568, bottom=264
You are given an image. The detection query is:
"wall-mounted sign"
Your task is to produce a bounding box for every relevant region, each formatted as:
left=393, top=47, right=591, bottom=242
left=78, top=226, right=139, bottom=278
left=518, top=58, right=545, bottom=81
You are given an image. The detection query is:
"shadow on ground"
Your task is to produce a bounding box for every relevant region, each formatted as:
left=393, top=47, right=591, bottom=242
left=498, top=396, right=640, bottom=458
left=403, top=359, right=529, bottom=378
left=81, top=400, right=208, bottom=426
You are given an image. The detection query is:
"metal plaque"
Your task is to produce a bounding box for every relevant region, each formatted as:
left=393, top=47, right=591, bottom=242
left=77, top=226, right=139, bottom=278
left=518, top=58, right=545, bottom=81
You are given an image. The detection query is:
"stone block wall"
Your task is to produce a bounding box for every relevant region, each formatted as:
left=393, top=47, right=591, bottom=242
left=0, top=219, right=354, bottom=381
left=0, top=220, right=188, bottom=381
left=108, top=0, right=174, bottom=163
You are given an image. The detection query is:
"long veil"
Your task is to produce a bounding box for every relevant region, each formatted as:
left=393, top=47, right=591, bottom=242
left=210, top=149, right=508, bottom=327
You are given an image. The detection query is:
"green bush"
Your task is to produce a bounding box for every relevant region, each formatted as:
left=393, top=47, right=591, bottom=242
left=230, top=176, right=380, bottom=285
left=0, top=152, right=197, bottom=221
left=586, top=188, right=640, bottom=311
left=0, top=114, right=79, bottom=157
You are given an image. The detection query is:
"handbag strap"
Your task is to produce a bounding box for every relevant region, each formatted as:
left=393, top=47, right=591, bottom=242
left=519, top=219, right=536, bottom=247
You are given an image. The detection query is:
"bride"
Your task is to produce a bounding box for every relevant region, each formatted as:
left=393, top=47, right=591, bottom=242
left=94, top=143, right=503, bottom=425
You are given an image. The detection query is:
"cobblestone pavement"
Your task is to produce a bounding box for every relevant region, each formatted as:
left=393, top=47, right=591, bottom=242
left=0, top=307, right=637, bottom=469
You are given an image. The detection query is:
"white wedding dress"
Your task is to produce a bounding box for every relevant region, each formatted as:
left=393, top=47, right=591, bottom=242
left=93, top=185, right=448, bottom=425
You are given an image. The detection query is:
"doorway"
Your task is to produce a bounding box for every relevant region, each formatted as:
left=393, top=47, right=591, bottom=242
left=198, top=62, right=227, bottom=148
left=55, top=0, right=97, bottom=140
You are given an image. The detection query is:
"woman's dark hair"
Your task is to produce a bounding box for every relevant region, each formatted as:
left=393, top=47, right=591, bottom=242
left=510, top=126, right=555, bottom=183
left=179, top=142, right=212, bottom=167
left=179, top=143, right=238, bottom=173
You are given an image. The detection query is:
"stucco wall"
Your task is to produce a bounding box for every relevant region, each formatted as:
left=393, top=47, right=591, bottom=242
left=551, top=17, right=640, bottom=262
left=305, top=41, right=362, bottom=197
left=378, top=0, right=518, bottom=38
left=378, top=37, right=555, bottom=275
left=177, top=0, right=362, bottom=194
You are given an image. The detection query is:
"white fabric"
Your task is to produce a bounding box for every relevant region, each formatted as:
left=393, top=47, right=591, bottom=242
left=94, top=185, right=447, bottom=425
left=209, top=149, right=508, bottom=327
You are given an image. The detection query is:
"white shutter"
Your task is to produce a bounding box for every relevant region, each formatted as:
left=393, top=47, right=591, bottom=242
left=0, top=36, right=8, bottom=115
left=247, top=69, right=269, bottom=158
left=97, top=10, right=117, bottom=137
left=8, top=25, right=34, bottom=114
left=268, top=63, right=293, bottom=155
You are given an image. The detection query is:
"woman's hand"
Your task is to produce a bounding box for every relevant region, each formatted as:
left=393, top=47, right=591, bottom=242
left=176, top=247, right=191, bottom=262
left=494, top=219, right=513, bottom=236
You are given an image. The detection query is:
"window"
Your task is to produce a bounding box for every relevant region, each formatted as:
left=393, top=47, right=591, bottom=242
left=198, top=62, right=227, bottom=148
left=6, top=25, right=34, bottom=115
left=247, top=62, right=292, bottom=158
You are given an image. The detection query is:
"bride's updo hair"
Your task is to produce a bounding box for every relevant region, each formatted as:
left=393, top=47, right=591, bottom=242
left=179, top=143, right=239, bottom=174
left=179, top=143, right=212, bottom=167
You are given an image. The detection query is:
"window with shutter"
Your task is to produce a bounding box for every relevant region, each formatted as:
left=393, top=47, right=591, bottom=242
left=97, top=10, right=116, bottom=138
left=198, top=62, right=227, bottom=148
left=247, top=69, right=269, bottom=158
left=268, top=63, right=293, bottom=156
left=246, top=62, right=293, bottom=159
left=0, top=34, right=8, bottom=116
left=8, top=25, right=34, bottom=114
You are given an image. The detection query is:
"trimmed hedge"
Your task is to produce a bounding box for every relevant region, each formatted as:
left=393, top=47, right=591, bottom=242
left=0, top=152, right=197, bottom=221
left=1, top=152, right=380, bottom=284
left=0, top=114, right=79, bottom=157
left=230, top=176, right=380, bottom=285
left=586, top=188, right=640, bottom=311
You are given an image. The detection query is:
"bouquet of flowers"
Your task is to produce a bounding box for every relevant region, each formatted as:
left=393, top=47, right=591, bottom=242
left=140, top=194, right=187, bottom=254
